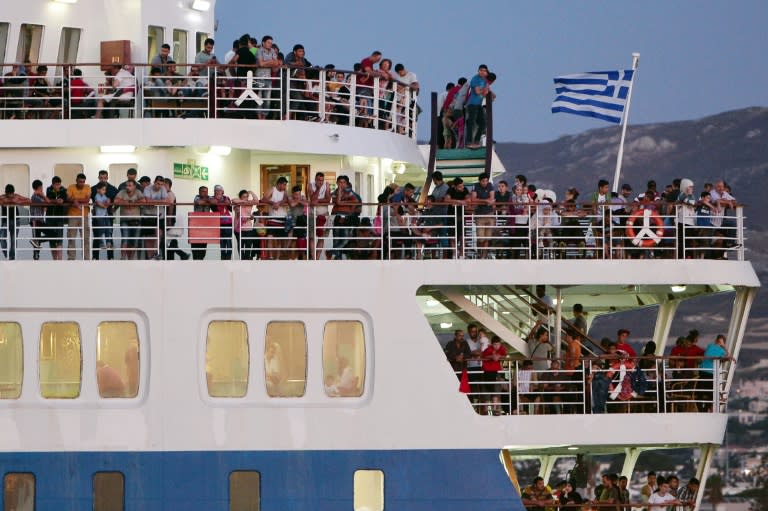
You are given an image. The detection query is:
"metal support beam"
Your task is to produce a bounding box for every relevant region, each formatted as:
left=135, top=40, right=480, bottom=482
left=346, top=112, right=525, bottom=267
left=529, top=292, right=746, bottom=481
left=554, top=287, right=563, bottom=358
left=620, top=447, right=644, bottom=479
left=693, top=444, right=717, bottom=511
left=722, top=287, right=757, bottom=398
left=538, top=455, right=558, bottom=485
left=652, top=301, right=680, bottom=355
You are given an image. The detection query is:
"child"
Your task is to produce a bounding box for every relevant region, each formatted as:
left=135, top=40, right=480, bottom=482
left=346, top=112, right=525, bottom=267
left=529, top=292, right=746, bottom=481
left=696, top=191, right=714, bottom=259
left=92, top=182, right=112, bottom=258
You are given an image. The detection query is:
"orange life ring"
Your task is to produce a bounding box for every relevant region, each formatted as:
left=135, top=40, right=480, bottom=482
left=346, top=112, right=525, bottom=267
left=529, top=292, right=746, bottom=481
left=625, top=209, right=665, bottom=247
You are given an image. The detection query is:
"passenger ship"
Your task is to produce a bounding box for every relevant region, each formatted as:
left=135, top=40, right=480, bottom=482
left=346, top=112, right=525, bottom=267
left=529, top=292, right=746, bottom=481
left=0, top=1, right=760, bottom=510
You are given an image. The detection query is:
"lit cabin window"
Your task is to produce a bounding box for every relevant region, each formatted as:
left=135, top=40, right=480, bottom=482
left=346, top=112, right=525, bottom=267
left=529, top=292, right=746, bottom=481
left=173, top=29, right=188, bottom=70
left=354, top=470, right=384, bottom=511
left=16, top=24, right=43, bottom=63
left=93, top=472, right=124, bottom=511
left=147, top=26, right=164, bottom=62
left=0, top=23, right=10, bottom=65
left=3, top=473, right=35, bottom=511
left=229, top=471, right=260, bottom=511
left=39, top=322, right=81, bottom=399
left=323, top=321, right=365, bottom=397
left=57, top=27, right=81, bottom=65
left=0, top=322, right=23, bottom=399
left=195, top=32, right=209, bottom=53
left=206, top=321, right=249, bottom=398
left=264, top=322, right=306, bottom=398
left=96, top=322, right=140, bottom=398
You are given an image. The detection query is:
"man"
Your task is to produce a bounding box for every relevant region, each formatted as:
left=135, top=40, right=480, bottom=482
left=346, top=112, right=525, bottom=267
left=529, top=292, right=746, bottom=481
left=615, top=329, right=637, bottom=358
left=0, top=184, right=31, bottom=260
left=29, top=179, right=49, bottom=260
left=164, top=178, right=190, bottom=260
left=699, top=334, right=729, bottom=411
left=521, top=477, right=554, bottom=511
left=151, top=43, right=171, bottom=73
left=308, top=172, right=331, bottom=259
left=641, top=471, right=658, bottom=507
left=618, top=476, right=631, bottom=511
left=471, top=173, right=495, bottom=258
left=261, top=177, right=289, bottom=258
left=255, top=35, right=279, bottom=118
left=141, top=175, right=169, bottom=260
left=571, top=303, right=588, bottom=335
left=66, top=173, right=92, bottom=260
left=594, top=473, right=621, bottom=511
left=393, top=63, right=419, bottom=92
left=194, top=37, right=216, bottom=65
left=465, top=323, right=489, bottom=397
left=285, top=44, right=312, bottom=68
left=191, top=186, right=216, bottom=260
left=357, top=51, right=383, bottom=124
left=118, top=168, right=138, bottom=191
left=46, top=176, right=68, bottom=260
left=113, top=180, right=145, bottom=260
left=90, top=170, right=118, bottom=260
left=223, top=39, right=239, bottom=77
left=676, top=478, right=699, bottom=511
left=429, top=171, right=450, bottom=257
left=465, top=64, right=489, bottom=148
left=330, top=175, right=361, bottom=259
left=234, top=34, right=256, bottom=79
left=444, top=329, right=471, bottom=374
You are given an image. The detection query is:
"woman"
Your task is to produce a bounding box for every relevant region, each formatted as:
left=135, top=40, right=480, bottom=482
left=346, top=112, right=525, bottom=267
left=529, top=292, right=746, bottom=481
left=212, top=185, right=233, bottom=260
left=482, top=336, right=508, bottom=415
left=558, top=481, right=583, bottom=511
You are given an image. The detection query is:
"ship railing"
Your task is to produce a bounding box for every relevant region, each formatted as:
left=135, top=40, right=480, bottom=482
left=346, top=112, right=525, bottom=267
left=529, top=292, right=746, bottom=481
left=0, top=63, right=419, bottom=138
left=0, top=202, right=747, bottom=262
left=456, top=356, right=729, bottom=416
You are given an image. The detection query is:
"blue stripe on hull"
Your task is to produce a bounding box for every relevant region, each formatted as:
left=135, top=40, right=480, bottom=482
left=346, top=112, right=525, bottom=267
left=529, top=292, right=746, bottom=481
left=0, top=449, right=524, bottom=510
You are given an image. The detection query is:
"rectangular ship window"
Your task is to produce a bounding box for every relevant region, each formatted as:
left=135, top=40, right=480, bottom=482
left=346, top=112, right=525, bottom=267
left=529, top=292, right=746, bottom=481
left=57, top=27, right=81, bottom=65
left=93, top=472, right=124, bottom=511
left=0, top=322, right=23, bottom=399
left=3, top=473, right=35, bottom=511
left=147, top=25, right=164, bottom=62
left=0, top=23, right=9, bottom=65
left=97, top=322, right=140, bottom=398
left=173, top=29, right=187, bottom=72
left=39, top=322, right=82, bottom=399
left=323, top=321, right=365, bottom=397
left=264, top=322, right=306, bottom=397
left=206, top=321, right=249, bottom=398
left=354, top=470, right=384, bottom=511
left=195, top=32, right=209, bottom=53
left=229, top=471, right=260, bottom=511
left=16, top=24, right=43, bottom=64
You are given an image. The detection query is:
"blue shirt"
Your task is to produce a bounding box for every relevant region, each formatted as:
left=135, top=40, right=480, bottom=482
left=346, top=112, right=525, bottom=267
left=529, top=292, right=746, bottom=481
left=700, top=343, right=726, bottom=373
left=467, top=74, right=487, bottom=106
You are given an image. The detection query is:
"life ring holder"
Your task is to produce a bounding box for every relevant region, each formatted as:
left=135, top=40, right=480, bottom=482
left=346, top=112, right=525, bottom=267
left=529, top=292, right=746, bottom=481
left=626, top=209, right=665, bottom=247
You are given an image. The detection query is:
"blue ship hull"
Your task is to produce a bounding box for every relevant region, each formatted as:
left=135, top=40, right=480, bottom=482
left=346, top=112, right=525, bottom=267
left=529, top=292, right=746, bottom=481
left=1, top=449, right=523, bottom=510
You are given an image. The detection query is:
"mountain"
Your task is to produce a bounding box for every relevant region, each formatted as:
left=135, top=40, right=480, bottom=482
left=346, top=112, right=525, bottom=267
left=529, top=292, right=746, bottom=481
left=494, top=107, right=768, bottom=351
left=495, top=106, right=767, bottom=228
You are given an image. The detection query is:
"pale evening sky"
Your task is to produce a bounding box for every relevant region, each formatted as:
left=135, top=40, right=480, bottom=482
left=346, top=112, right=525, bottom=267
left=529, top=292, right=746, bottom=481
left=214, top=0, right=768, bottom=143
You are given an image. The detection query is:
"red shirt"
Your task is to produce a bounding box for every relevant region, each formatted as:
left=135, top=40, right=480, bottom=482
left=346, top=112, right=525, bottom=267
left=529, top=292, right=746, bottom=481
left=482, top=344, right=507, bottom=372
left=616, top=342, right=637, bottom=358
left=359, top=57, right=374, bottom=87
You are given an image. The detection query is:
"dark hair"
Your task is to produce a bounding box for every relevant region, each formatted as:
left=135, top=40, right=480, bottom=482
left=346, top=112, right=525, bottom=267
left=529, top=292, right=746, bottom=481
left=95, top=182, right=107, bottom=190
left=127, top=168, right=137, bottom=175
left=32, top=179, right=43, bottom=189
left=232, top=39, right=240, bottom=49
left=598, top=179, right=609, bottom=188
left=292, top=44, right=304, bottom=52
left=5, top=184, right=15, bottom=194
left=204, top=38, right=214, bottom=47
left=76, top=173, right=86, bottom=181
left=371, top=50, right=382, bottom=57
left=498, top=180, right=508, bottom=186
left=403, top=183, right=415, bottom=191
left=533, top=476, right=544, bottom=484
left=164, top=178, right=173, bottom=187
left=276, top=176, right=288, bottom=185
left=445, top=82, right=454, bottom=91
left=238, top=34, right=250, bottom=46
left=452, top=177, right=463, bottom=185
left=478, top=173, right=490, bottom=181
left=154, top=175, right=164, bottom=182
left=98, top=170, right=108, bottom=176
left=478, top=64, right=489, bottom=71
left=457, top=77, right=467, bottom=85
left=515, top=174, right=527, bottom=185
left=52, top=176, right=62, bottom=184
left=432, top=171, right=443, bottom=181
left=394, top=63, right=405, bottom=72
left=488, top=72, right=496, bottom=82
left=261, top=35, right=273, bottom=44
left=291, top=185, right=302, bottom=193
left=150, top=67, right=162, bottom=75
left=161, top=43, right=171, bottom=50
left=73, top=68, right=83, bottom=76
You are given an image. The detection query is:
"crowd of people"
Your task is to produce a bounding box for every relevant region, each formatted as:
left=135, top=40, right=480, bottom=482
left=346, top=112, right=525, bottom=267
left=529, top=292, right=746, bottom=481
left=1, top=36, right=420, bottom=133
left=444, top=299, right=731, bottom=416
left=521, top=471, right=700, bottom=511
left=0, top=167, right=743, bottom=262
left=436, top=64, right=497, bottom=149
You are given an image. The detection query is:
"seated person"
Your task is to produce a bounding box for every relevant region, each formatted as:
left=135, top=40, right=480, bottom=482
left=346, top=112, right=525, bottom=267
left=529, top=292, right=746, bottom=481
left=95, top=64, right=135, bottom=118
left=349, top=217, right=381, bottom=260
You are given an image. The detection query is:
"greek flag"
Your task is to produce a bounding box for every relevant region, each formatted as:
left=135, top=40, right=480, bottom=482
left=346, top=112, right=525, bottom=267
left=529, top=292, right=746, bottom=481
left=551, top=70, right=634, bottom=123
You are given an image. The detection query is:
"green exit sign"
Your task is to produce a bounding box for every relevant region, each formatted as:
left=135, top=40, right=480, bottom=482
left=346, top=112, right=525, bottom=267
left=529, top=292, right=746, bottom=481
left=173, top=163, right=209, bottom=181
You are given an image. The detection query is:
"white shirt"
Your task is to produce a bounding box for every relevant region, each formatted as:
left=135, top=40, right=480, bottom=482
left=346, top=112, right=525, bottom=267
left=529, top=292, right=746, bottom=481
left=648, top=493, right=676, bottom=506
left=466, top=335, right=489, bottom=368
left=309, top=181, right=330, bottom=216
left=396, top=71, right=418, bottom=88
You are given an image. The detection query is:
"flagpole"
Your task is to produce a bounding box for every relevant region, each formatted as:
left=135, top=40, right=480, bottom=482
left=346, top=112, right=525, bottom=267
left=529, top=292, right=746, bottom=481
left=612, top=52, right=640, bottom=193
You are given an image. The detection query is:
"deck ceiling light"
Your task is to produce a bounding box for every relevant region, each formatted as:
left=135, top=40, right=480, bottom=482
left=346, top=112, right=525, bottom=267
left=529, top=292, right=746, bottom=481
left=425, top=299, right=439, bottom=307
left=53, top=0, right=78, bottom=3
left=100, top=145, right=136, bottom=153
left=209, top=145, right=231, bottom=156
left=440, top=322, right=453, bottom=329
left=191, top=0, right=211, bottom=11
left=671, top=285, right=687, bottom=293
left=567, top=446, right=579, bottom=450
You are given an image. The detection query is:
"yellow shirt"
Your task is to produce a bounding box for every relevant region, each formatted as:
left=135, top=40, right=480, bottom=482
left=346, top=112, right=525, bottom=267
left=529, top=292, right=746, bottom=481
left=67, top=184, right=92, bottom=216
